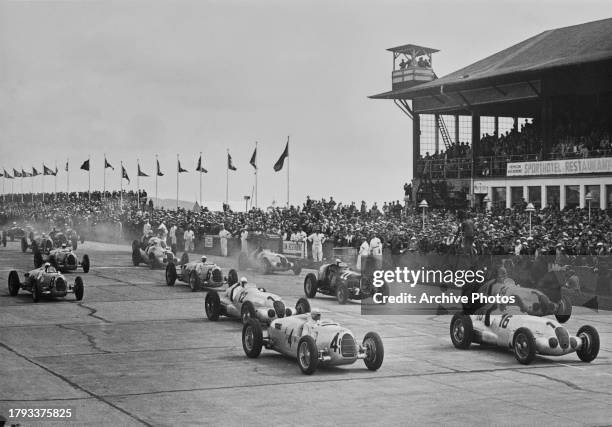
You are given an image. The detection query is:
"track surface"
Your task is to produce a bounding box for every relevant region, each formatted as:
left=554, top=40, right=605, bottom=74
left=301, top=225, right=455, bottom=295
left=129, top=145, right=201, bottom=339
left=1, top=241, right=611, bottom=426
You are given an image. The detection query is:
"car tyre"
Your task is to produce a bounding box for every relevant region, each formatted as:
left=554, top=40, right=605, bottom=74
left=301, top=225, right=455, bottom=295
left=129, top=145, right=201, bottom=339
left=227, top=269, right=239, bottom=286
left=74, top=276, right=84, bottom=301
left=304, top=273, right=318, bottom=298
left=166, top=263, right=177, bottom=286
left=242, top=319, right=263, bottom=358
left=292, top=264, right=302, bottom=275
left=576, top=325, right=600, bottom=363
left=363, top=331, right=384, bottom=371
left=513, top=327, right=536, bottom=365
left=82, top=254, right=90, bottom=273
left=34, top=250, right=43, bottom=268
left=295, top=297, right=311, bottom=315
left=336, top=284, right=348, bottom=305
left=21, top=237, right=28, bottom=253
left=32, top=282, right=41, bottom=303
left=450, top=312, right=473, bottom=349
left=554, top=295, right=572, bottom=324
left=189, top=271, right=200, bottom=292
left=297, top=336, right=319, bottom=375
left=241, top=301, right=256, bottom=324
left=205, top=290, right=221, bottom=321
left=131, top=240, right=141, bottom=266
left=8, top=270, right=20, bottom=296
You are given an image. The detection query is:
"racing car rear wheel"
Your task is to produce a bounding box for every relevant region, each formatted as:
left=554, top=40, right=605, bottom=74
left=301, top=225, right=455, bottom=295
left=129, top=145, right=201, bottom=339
left=82, top=254, right=90, bottom=273
left=336, top=284, right=349, bottom=305
left=131, top=240, right=141, bottom=266
left=242, top=319, right=263, bottom=358
left=227, top=269, right=239, bottom=286
left=450, top=313, right=473, bottom=349
left=295, top=297, right=311, bottom=315
left=238, top=252, right=248, bottom=270
left=554, top=296, right=572, bottom=324
left=297, top=336, right=319, bottom=375
left=32, top=282, right=42, bottom=303
left=513, top=328, right=536, bottom=365
left=241, top=301, right=257, bottom=324
left=166, top=263, right=177, bottom=286
left=304, top=273, right=318, bottom=298
left=74, top=276, right=84, bottom=301
left=21, top=237, right=28, bottom=253
left=205, top=291, right=221, bottom=321
left=8, top=271, right=20, bottom=296
left=34, top=250, right=43, bottom=268
left=292, top=264, right=302, bottom=275
left=363, top=331, right=384, bottom=371
left=576, top=325, right=600, bottom=363
left=189, top=272, right=200, bottom=292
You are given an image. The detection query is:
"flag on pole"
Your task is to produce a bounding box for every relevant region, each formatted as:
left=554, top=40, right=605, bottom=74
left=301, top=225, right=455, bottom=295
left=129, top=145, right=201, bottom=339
left=273, top=140, right=289, bottom=172
left=43, top=164, right=54, bottom=175
left=13, top=168, right=22, bottom=178
left=54, top=166, right=58, bottom=176
left=196, top=155, right=208, bottom=173
left=4, top=169, right=13, bottom=179
left=104, top=158, right=114, bottom=170
left=80, top=159, right=90, bottom=171
left=156, top=160, right=164, bottom=176
left=138, top=163, right=149, bottom=177
left=65, top=161, right=69, bottom=172
left=122, top=165, right=130, bottom=183
left=250, top=147, right=257, bottom=169
left=21, top=169, right=32, bottom=177
left=32, top=167, right=40, bottom=176
left=178, top=160, right=188, bottom=173
left=227, top=153, right=237, bottom=171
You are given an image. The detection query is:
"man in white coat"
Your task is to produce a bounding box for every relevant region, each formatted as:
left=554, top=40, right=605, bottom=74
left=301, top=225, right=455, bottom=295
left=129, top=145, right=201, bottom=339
left=356, top=238, right=370, bottom=272
left=308, top=230, right=325, bottom=262
left=169, top=224, right=177, bottom=248
left=240, top=228, right=249, bottom=253
left=219, top=224, right=232, bottom=257
left=184, top=227, right=195, bottom=253
left=370, top=234, right=383, bottom=269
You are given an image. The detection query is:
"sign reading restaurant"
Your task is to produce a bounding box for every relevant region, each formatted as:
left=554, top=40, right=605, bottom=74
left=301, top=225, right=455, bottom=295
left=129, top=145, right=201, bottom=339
left=507, top=157, right=612, bottom=176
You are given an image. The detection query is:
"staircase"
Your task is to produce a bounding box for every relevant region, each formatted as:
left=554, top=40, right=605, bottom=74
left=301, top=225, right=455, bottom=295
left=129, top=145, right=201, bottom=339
left=437, top=115, right=453, bottom=150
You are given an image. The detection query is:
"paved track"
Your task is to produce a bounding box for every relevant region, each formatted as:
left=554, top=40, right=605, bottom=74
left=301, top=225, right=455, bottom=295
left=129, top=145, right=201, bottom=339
left=1, top=241, right=611, bottom=426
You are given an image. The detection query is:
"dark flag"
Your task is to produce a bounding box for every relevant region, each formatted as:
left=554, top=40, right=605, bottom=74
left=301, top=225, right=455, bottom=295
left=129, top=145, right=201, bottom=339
left=4, top=169, right=13, bottom=179
left=138, top=163, right=149, bottom=177
left=196, top=155, right=208, bottom=173
left=13, top=168, right=22, bottom=178
left=250, top=147, right=257, bottom=169
left=273, top=140, right=289, bottom=172
left=227, top=153, right=237, bottom=171
left=43, top=164, right=54, bottom=175
left=80, top=159, right=90, bottom=171
left=178, top=160, right=188, bottom=173
left=156, top=160, right=164, bottom=176
left=32, top=167, right=40, bottom=176
left=22, top=169, right=31, bottom=177
left=65, top=161, right=69, bottom=172
left=122, top=165, right=130, bottom=184
left=54, top=166, right=58, bottom=176
left=105, top=158, right=114, bottom=170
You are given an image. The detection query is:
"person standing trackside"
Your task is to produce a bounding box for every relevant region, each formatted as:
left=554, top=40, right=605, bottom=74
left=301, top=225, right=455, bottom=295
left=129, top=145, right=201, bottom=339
left=308, top=230, right=325, bottom=263
left=356, top=237, right=370, bottom=271
left=169, top=224, right=177, bottom=252
left=219, top=224, right=231, bottom=257
left=184, top=226, right=195, bottom=253
left=370, top=234, right=383, bottom=269
left=240, top=228, right=249, bottom=253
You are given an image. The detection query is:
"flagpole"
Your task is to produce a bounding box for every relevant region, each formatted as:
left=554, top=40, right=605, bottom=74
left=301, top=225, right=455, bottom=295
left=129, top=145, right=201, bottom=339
left=88, top=155, right=91, bottom=202
left=287, top=136, right=290, bottom=207
left=226, top=149, right=229, bottom=206
left=255, top=141, right=258, bottom=209
left=103, top=154, right=106, bottom=201
left=20, top=167, right=23, bottom=203
left=137, top=158, right=140, bottom=210
left=66, top=158, right=69, bottom=194
left=155, top=154, right=158, bottom=208
left=31, top=169, right=34, bottom=202
left=54, top=161, right=57, bottom=201
left=42, top=165, right=45, bottom=203
left=199, top=151, right=202, bottom=207
left=120, top=161, right=123, bottom=209
left=176, top=154, right=179, bottom=210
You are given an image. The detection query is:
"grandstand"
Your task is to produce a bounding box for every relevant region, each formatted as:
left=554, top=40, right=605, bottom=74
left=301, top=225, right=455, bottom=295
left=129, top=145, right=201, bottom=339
left=371, top=18, right=612, bottom=211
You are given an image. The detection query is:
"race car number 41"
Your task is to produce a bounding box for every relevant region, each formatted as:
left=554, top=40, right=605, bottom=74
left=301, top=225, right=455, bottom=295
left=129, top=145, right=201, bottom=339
left=8, top=408, right=74, bottom=419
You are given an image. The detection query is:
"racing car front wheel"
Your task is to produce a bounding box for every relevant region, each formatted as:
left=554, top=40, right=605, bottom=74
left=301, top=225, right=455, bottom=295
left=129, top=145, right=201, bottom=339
left=297, top=336, right=319, bottom=375
left=34, top=250, right=43, bottom=268
left=576, top=325, right=600, bottom=363
left=242, top=319, right=263, bottom=358
left=363, top=331, right=384, bottom=371
left=74, top=276, right=84, bottom=301
left=21, top=237, right=28, bottom=253
left=450, top=313, right=473, bottom=349
left=32, top=282, right=42, bottom=303
left=8, top=271, right=20, bottom=296
left=166, top=263, right=177, bottom=286
left=295, top=297, right=311, bottom=315
left=131, top=240, right=141, bottom=266
left=205, top=291, right=221, bottom=321
left=241, top=301, right=257, bottom=324
left=336, top=284, right=349, bottom=305
left=304, top=273, right=318, bottom=298
left=82, top=254, right=90, bottom=273
left=513, top=328, right=536, bottom=365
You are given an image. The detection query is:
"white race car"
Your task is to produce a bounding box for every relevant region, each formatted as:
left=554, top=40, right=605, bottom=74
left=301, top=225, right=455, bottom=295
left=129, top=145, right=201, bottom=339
left=242, top=311, right=384, bottom=375
left=450, top=307, right=600, bottom=364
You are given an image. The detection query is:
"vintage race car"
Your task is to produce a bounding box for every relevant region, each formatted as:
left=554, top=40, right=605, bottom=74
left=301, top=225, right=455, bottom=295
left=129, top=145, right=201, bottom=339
left=131, top=237, right=187, bottom=269
left=50, top=229, right=82, bottom=250
left=21, top=233, right=54, bottom=254
left=4, top=223, right=33, bottom=242
left=303, top=260, right=388, bottom=304
left=238, top=248, right=301, bottom=275
left=205, top=279, right=311, bottom=324
left=166, top=256, right=239, bottom=291
left=450, top=307, right=600, bottom=364
left=8, top=264, right=84, bottom=302
left=242, top=311, right=384, bottom=375
left=34, top=245, right=90, bottom=274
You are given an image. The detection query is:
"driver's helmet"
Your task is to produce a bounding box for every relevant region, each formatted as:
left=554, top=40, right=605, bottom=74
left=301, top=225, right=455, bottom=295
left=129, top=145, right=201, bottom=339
left=43, top=262, right=51, bottom=270
left=201, top=255, right=207, bottom=263
left=61, top=243, right=67, bottom=249
left=335, top=258, right=342, bottom=265
left=240, top=276, right=248, bottom=286
left=310, top=309, right=321, bottom=321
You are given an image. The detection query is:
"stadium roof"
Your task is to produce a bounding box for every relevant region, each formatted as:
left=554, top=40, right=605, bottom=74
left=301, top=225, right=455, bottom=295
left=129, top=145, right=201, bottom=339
left=371, top=17, right=612, bottom=99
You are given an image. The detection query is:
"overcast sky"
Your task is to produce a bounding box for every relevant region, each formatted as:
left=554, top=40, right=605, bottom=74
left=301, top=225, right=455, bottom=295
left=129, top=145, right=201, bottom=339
left=1, top=0, right=612, bottom=209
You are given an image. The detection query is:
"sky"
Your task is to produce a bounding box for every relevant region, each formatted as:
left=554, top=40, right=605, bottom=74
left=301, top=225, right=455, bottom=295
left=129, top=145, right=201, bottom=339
left=1, top=0, right=612, bottom=209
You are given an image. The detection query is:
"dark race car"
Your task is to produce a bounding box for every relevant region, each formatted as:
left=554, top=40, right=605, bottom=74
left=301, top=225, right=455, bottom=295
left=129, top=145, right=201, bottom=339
left=238, top=248, right=302, bottom=275
left=8, top=263, right=84, bottom=303
left=49, top=228, right=82, bottom=250
left=21, top=233, right=54, bottom=254
left=303, top=259, right=388, bottom=304
left=166, top=255, right=239, bottom=291
left=132, top=237, right=187, bottom=269
left=34, top=244, right=90, bottom=274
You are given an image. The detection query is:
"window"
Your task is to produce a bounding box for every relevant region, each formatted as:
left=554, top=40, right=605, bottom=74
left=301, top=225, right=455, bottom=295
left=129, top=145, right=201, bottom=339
left=458, top=115, right=472, bottom=145
left=492, top=187, right=506, bottom=209
left=528, top=186, right=541, bottom=209
left=510, top=187, right=524, bottom=207
left=546, top=186, right=560, bottom=208
left=480, top=116, right=495, bottom=138
left=420, top=114, right=436, bottom=156
left=565, top=185, right=580, bottom=209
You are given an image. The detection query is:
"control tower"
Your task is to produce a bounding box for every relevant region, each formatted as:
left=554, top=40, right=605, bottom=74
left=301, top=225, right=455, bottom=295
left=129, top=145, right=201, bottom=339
left=388, top=44, right=439, bottom=91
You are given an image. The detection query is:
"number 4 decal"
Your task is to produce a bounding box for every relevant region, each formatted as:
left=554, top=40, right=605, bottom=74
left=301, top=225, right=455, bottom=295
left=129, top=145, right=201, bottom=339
left=330, top=333, right=339, bottom=352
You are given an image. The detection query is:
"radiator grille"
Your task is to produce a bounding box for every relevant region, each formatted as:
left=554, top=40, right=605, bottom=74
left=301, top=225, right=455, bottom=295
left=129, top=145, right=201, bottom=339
left=212, top=268, right=223, bottom=283
left=341, top=333, right=356, bottom=358
left=55, top=278, right=67, bottom=293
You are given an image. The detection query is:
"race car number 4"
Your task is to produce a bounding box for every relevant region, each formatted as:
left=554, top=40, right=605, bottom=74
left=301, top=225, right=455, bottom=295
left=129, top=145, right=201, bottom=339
left=8, top=408, right=74, bottom=419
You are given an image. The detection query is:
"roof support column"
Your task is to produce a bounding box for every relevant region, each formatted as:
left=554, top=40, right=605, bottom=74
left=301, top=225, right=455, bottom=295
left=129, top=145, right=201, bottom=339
left=541, top=96, right=553, bottom=159
left=413, top=113, right=421, bottom=179
left=434, top=113, right=440, bottom=153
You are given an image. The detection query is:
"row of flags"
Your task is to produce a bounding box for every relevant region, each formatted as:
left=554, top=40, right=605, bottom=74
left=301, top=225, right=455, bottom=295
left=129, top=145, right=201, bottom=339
left=2, top=140, right=290, bottom=180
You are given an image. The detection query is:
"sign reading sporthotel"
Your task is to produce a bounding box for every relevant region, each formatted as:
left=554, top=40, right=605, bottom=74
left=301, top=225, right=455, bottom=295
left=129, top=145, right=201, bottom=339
left=507, top=157, right=612, bottom=176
